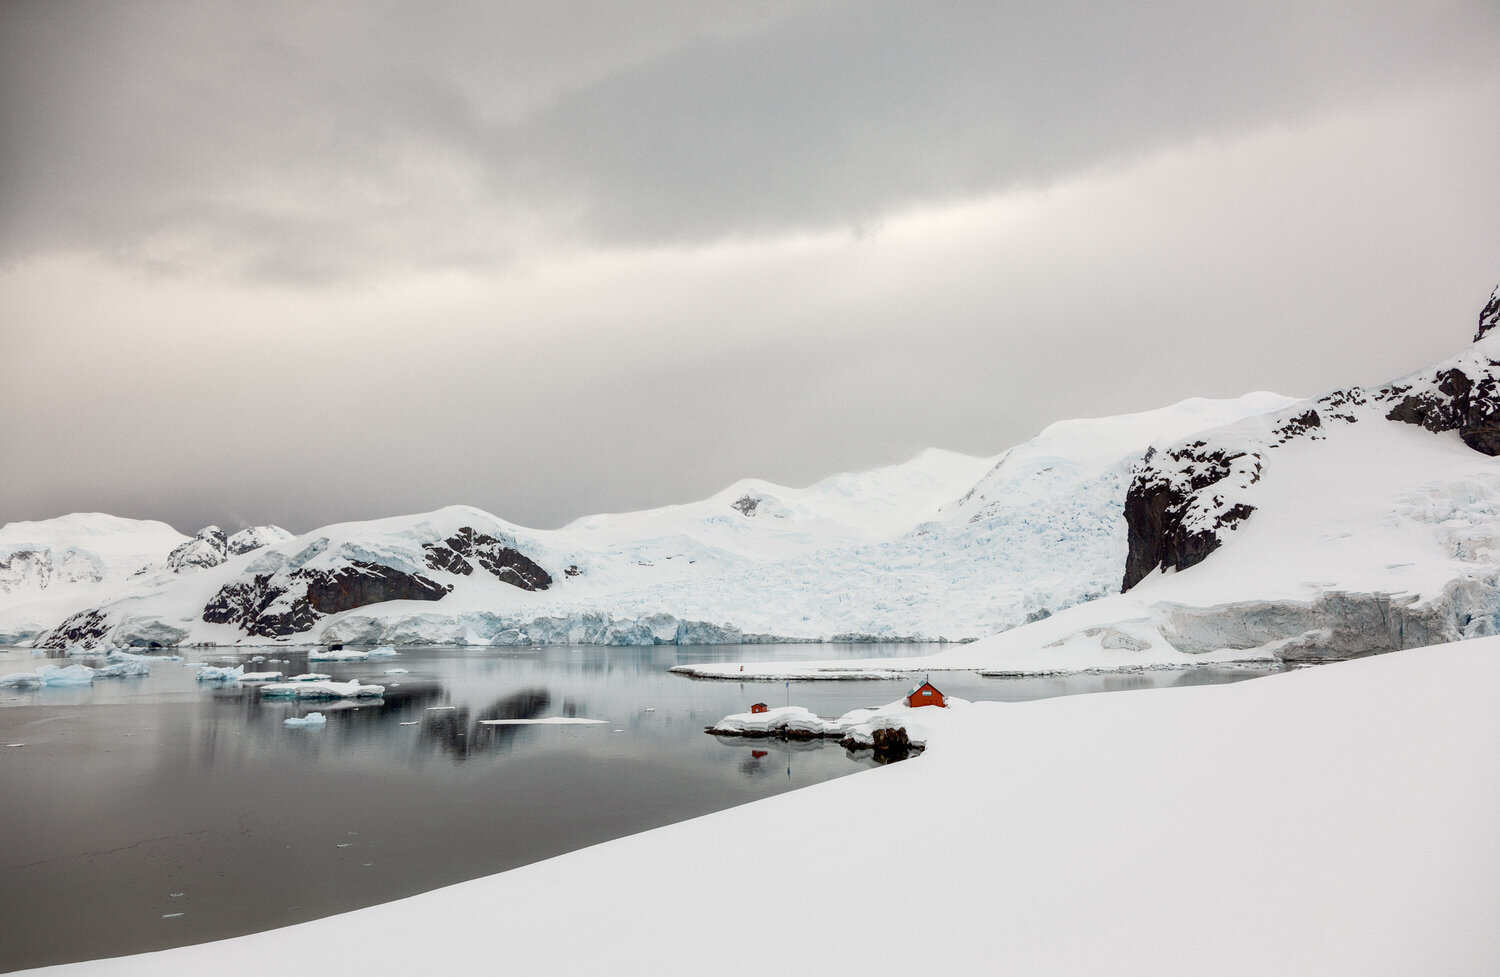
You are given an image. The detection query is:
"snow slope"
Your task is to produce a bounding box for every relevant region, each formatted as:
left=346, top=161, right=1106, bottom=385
left=25, top=639, right=1498, bottom=977
left=680, top=337, right=1500, bottom=678
left=2, top=394, right=1289, bottom=648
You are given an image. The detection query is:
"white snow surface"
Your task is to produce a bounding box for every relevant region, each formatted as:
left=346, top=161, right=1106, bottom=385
left=0, top=393, right=1290, bottom=648
left=27, top=639, right=1498, bottom=977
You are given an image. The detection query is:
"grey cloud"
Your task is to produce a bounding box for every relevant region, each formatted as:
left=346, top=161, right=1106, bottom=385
left=2, top=0, right=1495, bottom=280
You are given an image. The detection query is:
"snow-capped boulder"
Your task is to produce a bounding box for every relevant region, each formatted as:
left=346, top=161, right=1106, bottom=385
left=226, top=525, right=294, bottom=556
left=167, top=526, right=229, bottom=572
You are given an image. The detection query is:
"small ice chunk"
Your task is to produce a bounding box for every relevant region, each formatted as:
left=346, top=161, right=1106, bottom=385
left=283, top=713, right=327, bottom=728
left=308, top=649, right=369, bottom=662
left=289, top=672, right=332, bottom=682
left=238, top=671, right=285, bottom=683
left=367, top=647, right=398, bottom=658
left=398, top=721, right=418, bottom=726
left=383, top=668, right=409, bottom=674
left=0, top=672, right=42, bottom=689
left=196, top=664, right=244, bottom=683
left=95, top=660, right=151, bottom=679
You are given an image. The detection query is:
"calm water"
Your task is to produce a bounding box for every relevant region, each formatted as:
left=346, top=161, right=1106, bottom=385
left=0, top=643, right=1277, bottom=970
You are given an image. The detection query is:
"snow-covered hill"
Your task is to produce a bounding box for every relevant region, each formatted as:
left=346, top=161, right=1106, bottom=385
left=680, top=295, right=1500, bottom=678
left=1, top=393, right=1288, bottom=648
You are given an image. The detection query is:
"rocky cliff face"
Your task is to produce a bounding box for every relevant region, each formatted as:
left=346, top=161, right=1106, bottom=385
left=1122, top=287, right=1500, bottom=592
left=203, top=561, right=452, bottom=638
left=422, top=527, right=552, bottom=591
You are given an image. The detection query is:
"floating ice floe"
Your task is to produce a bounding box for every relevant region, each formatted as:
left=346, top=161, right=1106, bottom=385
left=259, top=679, right=384, bottom=700
left=94, top=660, right=151, bottom=679
left=367, top=647, right=398, bottom=658
left=239, top=671, right=285, bottom=683
left=477, top=717, right=609, bottom=726
left=288, top=672, right=332, bottom=682
left=195, top=664, right=244, bottom=683
left=383, top=668, right=409, bottom=674
left=107, top=649, right=182, bottom=663
left=0, top=664, right=100, bottom=688
left=283, top=713, right=327, bottom=728
left=308, top=649, right=369, bottom=662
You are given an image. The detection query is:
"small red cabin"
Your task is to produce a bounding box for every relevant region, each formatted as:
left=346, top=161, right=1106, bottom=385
left=905, top=680, right=946, bottom=708
left=749, top=702, right=769, bottom=714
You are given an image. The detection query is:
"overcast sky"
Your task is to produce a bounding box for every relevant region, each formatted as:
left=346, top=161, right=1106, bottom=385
left=2, top=0, right=1498, bottom=534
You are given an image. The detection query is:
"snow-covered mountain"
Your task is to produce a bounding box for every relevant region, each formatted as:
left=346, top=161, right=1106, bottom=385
left=0, top=392, right=1289, bottom=649
left=680, top=287, right=1500, bottom=678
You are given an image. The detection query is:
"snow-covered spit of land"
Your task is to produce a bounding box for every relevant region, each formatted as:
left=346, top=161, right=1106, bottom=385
left=0, top=393, right=1290, bottom=649
left=23, top=638, right=1497, bottom=977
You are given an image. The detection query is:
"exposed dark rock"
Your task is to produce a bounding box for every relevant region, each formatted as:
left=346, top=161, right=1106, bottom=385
left=1272, top=409, right=1321, bottom=444
left=564, top=564, right=581, bottom=577
left=1476, top=284, right=1500, bottom=342
left=731, top=495, right=759, bottom=516
left=203, top=561, right=450, bottom=638
left=36, top=609, right=111, bottom=649
left=1124, top=292, right=1500, bottom=591
left=1121, top=444, right=1262, bottom=591
left=869, top=725, right=913, bottom=763
left=1383, top=365, right=1500, bottom=456
left=421, top=527, right=552, bottom=591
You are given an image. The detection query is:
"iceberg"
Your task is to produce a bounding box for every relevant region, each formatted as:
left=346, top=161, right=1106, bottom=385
left=283, top=712, right=327, bottom=728
left=258, top=679, right=384, bottom=699
left=195, top=664, right=244, bottom=682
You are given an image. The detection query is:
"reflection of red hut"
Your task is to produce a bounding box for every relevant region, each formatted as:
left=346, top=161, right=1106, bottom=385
left=750, top=702, right=769, bottom=714
left=904, top=680, right=946, bottom=708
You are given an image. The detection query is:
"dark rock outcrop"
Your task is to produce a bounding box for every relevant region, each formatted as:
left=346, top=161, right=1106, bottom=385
left=731, top=495, right=759, bottom=516
left=1383, top=365, right=1500, bottom=456
left=1475, top=285, right=1500, bottom=342
left=203, top=561, right=450, bottom=638
left=421, top=527, right=551, bottom=591
left=1121, top=443, right=1263, bottom=591
left=1123, top=288, right=1500, bottom=592
left=36, top=608, right=111, bottom=649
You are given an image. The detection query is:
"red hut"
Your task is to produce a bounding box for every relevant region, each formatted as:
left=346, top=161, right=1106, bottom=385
left=904, top=680, right=946, bottom=708
left=749, top=702, right=769, bottom=714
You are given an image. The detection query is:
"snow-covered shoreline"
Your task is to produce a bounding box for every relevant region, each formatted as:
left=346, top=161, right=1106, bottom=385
left=22, top=638, right=1498, bottom=977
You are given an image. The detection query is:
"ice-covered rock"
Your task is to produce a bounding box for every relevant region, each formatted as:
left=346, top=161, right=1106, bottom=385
left=167, top=526, right=229, bottom=573
left=226, top=525, right=294, bottom=556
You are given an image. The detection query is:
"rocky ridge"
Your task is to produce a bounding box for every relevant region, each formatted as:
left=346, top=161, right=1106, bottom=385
left=1122, top=287, right=1500, bottom=591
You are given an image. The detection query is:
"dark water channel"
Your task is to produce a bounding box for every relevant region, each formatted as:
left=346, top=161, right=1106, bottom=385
left=0, top=643, right=1276, bottom=971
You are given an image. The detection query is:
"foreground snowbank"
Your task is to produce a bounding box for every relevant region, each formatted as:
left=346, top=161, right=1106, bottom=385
left=27, top=638, right=1498, bottom=977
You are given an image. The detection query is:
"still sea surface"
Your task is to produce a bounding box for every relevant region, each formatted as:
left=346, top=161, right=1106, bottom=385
left=0, top=643, right=1277, bottom=970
